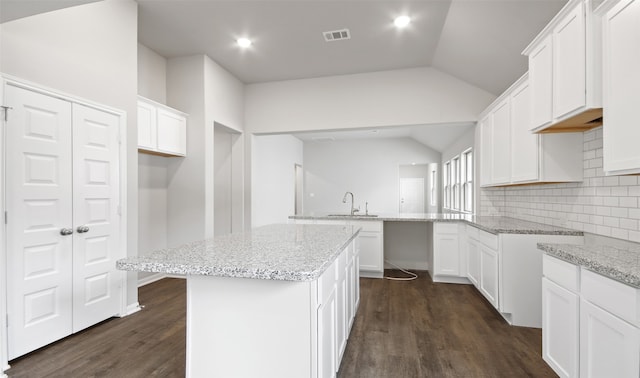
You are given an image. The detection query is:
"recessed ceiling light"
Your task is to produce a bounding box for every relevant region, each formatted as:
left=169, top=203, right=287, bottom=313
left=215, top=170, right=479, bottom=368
left=394, top=16, right=411, bottom=28
left=237, top=38, right=252, bottom=48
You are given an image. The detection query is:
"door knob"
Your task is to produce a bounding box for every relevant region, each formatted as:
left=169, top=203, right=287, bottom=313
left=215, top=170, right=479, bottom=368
left=77, top=225, right=90, bottom=233
left=60, top=228, right=73, bottom=236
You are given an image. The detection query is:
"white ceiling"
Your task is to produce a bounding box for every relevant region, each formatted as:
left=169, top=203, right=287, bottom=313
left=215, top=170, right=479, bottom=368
left=136, top=0, right=567, bottom=96
left=1, top=0, right=566, bottom=152
left=292, top=122, right=474, bottom=153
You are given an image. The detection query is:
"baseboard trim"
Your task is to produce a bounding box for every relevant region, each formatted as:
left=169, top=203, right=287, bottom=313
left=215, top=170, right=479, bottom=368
left=384, top=260, right=429, bottom=271
left=121, top=302, right=142, bottom=317
left=137, top=272, right=168, bottom=287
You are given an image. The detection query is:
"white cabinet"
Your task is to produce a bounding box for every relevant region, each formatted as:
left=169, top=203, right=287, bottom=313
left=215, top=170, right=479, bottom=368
left=491, top=99, right=511, bottom=185
left=466, top=227, right=480, bottom=287
left=479, top=244, right=500, bottom=309
left=479, top=74, right=583, bottom=187
left=318, top=258, right=338, bottom=378
left=355, top=222, right=384, bottom=276
left=529, top=35, right=554, bottom=129
left=479, top=115, right=493, bottom=187
left=522, top=0, right=602, bottom=133
left=313, top=219, right=383, bottom=278
left=580, top=300, right=640, bottom=378
left=510, top=78, right=539, bottom=183
left=431, top=223, right=468, bottom=284
left=600, top=0, right=640, bottom=175
left=542, top=255, right=580, bottom=378
left=541, top=254, right=640, bottom=378
left=137, top=96, right=187, bottom=157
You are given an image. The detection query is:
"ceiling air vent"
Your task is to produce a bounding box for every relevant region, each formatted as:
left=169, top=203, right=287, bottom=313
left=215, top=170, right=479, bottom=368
left=323, top=29, right=351, bottom=42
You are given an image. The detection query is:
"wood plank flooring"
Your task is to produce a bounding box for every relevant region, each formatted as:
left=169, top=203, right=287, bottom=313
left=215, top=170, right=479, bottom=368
left=7, top=272, right=556, bottom=377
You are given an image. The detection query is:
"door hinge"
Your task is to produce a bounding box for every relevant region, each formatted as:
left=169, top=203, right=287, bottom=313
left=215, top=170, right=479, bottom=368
left=4, top=211, right=7, bottom=224
left=1, top=106, right=12, bottom=122
left=117, top=205, right=122, bottom=216
left=6, top=314, right=8, bottom=327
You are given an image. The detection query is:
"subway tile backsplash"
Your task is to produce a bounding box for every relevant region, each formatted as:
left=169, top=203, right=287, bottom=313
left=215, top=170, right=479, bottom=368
left=480, top=126, right=640, bottom=243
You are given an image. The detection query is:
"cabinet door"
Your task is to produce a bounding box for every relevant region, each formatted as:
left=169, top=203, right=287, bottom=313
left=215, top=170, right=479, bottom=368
left=137, top=100, right=156, bottom=150
left=580, top=299, right=640, bottom=378
left=358, top=231, right=383, bottom=272
left=434, top=232, right=460, bottom=276
left=479, top=115, right=493, bottom=186
left=542, top=278, right=579, bottom=378
left=318, top=288, right=337, bottom=378
left=336, top=254, right=348, bottom=362
left=491, top=99, right=511, bottom=185
left=467, top=238, right=480, bottom=287
left=553, top=1, right=586, bottom=119
left=157, top=108, right=186, bottom=156
left=510, top=79, right=539, bottom=183
left=529, top=35, right=553, bottom=130
left=479, top=245, right=499, bottom=309
left=603, top=0, right=640, bottom=174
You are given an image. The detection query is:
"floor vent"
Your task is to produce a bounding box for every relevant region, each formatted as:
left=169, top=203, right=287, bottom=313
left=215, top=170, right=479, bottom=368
left=323, top=29, right=351, bottom=42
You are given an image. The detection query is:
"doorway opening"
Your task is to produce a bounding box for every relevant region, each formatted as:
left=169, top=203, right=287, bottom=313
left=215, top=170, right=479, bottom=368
left=398, top=164, right=437, bottom=213
left=214, top=122, right=242, bottom=236
left=294, top=164, right=303, bottom=215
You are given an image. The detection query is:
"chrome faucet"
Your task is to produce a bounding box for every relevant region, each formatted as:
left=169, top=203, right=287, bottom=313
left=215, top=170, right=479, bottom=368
left=342, top=191, right=359, bottom=215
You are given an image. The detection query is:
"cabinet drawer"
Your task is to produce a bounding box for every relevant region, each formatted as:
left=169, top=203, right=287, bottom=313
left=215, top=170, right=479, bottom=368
left=351, top=220, right=382, bottom=233
left=581, top=268, right=640, bottom=326
left=467, top=224, right=479, bottom=240
left=543, top=254, right=579, bottom=292
left=435, top=223, right=458, bottom=234
left=478, top=230, right=499, bottom=250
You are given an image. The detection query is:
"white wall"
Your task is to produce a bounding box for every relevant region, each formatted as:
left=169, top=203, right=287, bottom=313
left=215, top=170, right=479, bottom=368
left=244, top=67, right=495, bottom=134
left=0, top=0, right=139, bottom=308
left=137, top=43, right=167, bottom=104
left=137, top=43, right=170, bottom=283
left=252, top=135, right=303, bottom=227
left=138, top=154, right=168, bottom=254
left=204, top=56, right=245, bottom=234
left=214, top=125, right=233, bottom=235
left=303, top=138, right=441, bottom=215
left=166, top=55, right=246, bottom=243
left=166, top=55, right=207, bottom=247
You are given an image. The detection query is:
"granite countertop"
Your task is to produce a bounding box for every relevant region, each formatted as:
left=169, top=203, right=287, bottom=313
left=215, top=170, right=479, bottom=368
left=290, top=213, right=582, bottom=236
left=117, top=224, right=360, bottom=282
left=538, top=242, right=640, bottom=288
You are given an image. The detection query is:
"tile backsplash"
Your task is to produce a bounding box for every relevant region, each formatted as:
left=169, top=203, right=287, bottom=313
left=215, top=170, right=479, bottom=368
left=480, top=126, right=640, bottom=243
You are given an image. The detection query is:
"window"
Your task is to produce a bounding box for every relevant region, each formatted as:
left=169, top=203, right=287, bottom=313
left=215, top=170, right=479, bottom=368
left=462, top=149, right=474, bottom=213
left=452, top=156, right=460, bottom=210
left=443, top=161, right=451, bottom=209
left=430, top=168, right=437, bottom=206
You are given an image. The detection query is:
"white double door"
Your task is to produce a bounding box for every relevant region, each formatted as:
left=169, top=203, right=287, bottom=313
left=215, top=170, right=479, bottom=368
left=5, top=84, right=122, bottom=359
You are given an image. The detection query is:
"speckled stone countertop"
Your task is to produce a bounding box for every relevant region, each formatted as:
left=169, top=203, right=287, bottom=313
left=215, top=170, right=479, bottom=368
left=290, top=213, right=582, bottom=236
left=117, top=224, right=359, bottom=282
left=539, top=243, right=640, bottom=288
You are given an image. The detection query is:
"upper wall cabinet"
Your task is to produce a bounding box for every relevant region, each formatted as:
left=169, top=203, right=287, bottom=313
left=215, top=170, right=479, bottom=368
left=479, top=74, right=583, bottom=188
left=138, top=96, right=187, bottom=157
left=598, top=0, right=640, bottom=175
left=523, top=0, right=603, bottom=133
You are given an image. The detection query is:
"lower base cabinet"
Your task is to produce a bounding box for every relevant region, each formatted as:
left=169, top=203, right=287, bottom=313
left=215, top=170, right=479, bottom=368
left=479, top=245, right=499, bottom=308
left=542, top=254, right=640, bottom=378
left=542, top=277, right=579, bottom=378
left=185, top=236, right=359, bottom=378
left=580, top=299, right=640, bottom=378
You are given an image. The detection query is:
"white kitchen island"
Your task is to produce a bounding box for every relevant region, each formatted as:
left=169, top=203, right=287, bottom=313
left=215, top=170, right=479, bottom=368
left=117, top=224, right=360, bottom=378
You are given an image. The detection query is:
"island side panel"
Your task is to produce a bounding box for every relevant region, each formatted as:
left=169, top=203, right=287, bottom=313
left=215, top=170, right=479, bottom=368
left=186, top=275, right=315, bottom=378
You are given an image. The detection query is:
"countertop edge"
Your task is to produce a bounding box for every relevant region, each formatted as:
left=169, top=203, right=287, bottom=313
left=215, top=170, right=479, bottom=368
left=538, top=242, right=640, bottom=288
left=117, top=227, right=361, bottom=282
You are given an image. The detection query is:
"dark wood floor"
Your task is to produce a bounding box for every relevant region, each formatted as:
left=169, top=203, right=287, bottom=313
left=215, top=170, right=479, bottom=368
left=8, top=272, right=556, bottom=377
